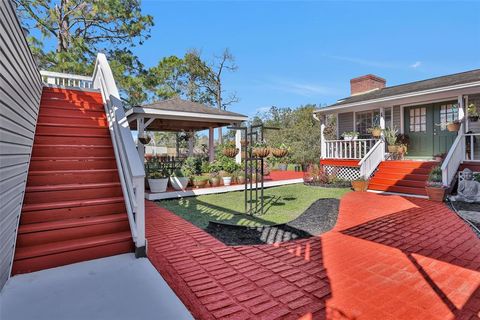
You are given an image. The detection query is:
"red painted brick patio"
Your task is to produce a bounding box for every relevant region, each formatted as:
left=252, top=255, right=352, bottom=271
left=146, top=192, right=480, bottom=320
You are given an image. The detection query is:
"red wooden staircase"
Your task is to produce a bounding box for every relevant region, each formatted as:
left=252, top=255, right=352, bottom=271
left=368, top=160, right=439, bottom=196
left=12, top=87, right=133, bottom=275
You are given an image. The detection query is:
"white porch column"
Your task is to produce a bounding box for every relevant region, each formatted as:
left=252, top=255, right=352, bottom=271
left=379, top=107, right=386, bottom=159
left=188, top=131, right=194, bottom=156
left=458, top=95, right=465, bottom=134
left=235, top=129, right=241, bottom=164
left=136, top=117, right=145, bottom=162
left=208, top=127, right=215, bottom=162
left=320, top=115, right=326, bottom=159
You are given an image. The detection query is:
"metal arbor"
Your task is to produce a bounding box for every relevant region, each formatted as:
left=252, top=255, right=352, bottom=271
left=228, top=124, right=279, bottom=215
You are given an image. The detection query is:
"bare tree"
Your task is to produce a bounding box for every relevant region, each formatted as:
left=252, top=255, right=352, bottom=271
left=204, top=48, right=239, bottom=144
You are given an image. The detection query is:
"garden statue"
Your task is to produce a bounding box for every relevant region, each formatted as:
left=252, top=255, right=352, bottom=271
left=453, top=168, right=480, bottom=203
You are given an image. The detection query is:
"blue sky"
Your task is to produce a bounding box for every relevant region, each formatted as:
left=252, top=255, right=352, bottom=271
left=135, top=1, right=480, bottom=117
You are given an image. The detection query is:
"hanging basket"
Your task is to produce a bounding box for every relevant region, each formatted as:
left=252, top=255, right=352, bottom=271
left=222, top=147, right=239, bottom=158
left=371, top=128, right=382, bottom=138
left=138, top=136, right=151, bottom=144
left=240, top=140, right=249, bottom=147
left=271, top=148, right=288, bottom=158
left=252, top=147, right=270, bottom=158
left=447, top=123, right=460, bottom=132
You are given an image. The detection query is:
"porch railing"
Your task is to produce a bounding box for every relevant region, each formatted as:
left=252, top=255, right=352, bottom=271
left=91, top=54, right=146, bottom=255
left=465, top=133, right=480, bottom=161
left=441, top=131, right=465, bottom=187
left=324, top=139, right=377, bottom=159
left=359, top=139, right=385, bottom=178
left=40, top=70, right=93, bottom=89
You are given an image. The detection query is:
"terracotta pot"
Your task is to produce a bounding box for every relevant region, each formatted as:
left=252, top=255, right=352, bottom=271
left=252, top=147, right=270, bottom=158
left=447, top=123, right=460, bottom=132
left=192, top=179, right=208, bottom=188
left=208, top=177, right=219, bottom=187
left=222, top=147, right=239, bottom=158
left=371, top=128, right=382, bottom=137
left=272, top=148, right=289, bottom=158
left=387, top=145, right=398, bottom=153
left=425, top=186, right=445, bottom=202
left=351, top=180, right=369, bottom=192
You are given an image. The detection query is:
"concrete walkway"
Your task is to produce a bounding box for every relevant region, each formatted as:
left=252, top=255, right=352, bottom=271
left=0, top=254, right=192, bottom=320
left=146, top=192, right=480, bottom=320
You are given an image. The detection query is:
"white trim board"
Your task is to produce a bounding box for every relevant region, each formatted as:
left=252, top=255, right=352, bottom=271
left=367, top=189, right=428, bottom=199
left=146, top=179, right=304, bottom=201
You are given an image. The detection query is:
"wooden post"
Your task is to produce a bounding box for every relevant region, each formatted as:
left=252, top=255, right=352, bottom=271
left=208, top=127, right=215, bottom=162
left=235, top=129, right=241, bottom=164
left=136, top=117, right=145, bottom=162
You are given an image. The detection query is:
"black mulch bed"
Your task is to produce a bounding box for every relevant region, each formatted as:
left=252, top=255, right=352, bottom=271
left=205, top=198, right=340, bottom=246
left=448, top=200, right=480, bottom=235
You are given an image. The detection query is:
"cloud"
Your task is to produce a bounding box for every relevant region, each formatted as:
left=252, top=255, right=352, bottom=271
left=410, top=61, right=422, bottom=68
left=263, top=78, right=340, bottom=97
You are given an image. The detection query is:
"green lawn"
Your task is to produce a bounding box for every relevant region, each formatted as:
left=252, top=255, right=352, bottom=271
left=157, top=184, right=349, bottom=229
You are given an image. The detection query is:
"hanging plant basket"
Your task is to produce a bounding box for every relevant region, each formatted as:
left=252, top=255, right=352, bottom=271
left=371, top=128, right=382, bottom=138
left=240, top=140, right=249, bottom=147
left=252, top=147, right=270, bottom=158
left=138, top=136, right=151, bottom=144
left=272, top=148, right=289, bottom=158
left=447, top=122, right=461, bottom=132
left=222, top=147, right=239, bottom=158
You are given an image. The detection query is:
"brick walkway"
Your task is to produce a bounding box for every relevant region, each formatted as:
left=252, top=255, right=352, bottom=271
left=146, top=192, right=480, bottom=320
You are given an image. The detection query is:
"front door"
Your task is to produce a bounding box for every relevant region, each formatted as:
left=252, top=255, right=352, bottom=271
left=404, top=102, right=458, bottom=157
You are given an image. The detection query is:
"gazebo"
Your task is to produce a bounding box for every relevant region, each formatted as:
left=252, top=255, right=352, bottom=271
left=126, top=97, right=248, bottom=163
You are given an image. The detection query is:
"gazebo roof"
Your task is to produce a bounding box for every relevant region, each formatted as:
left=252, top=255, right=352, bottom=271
left=126, top=97, right=248, bottom=132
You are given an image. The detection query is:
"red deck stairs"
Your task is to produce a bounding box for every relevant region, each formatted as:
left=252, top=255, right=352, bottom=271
left=368, top=160, right=439, bottom=196
left=12, top=87, right=133, bottom=275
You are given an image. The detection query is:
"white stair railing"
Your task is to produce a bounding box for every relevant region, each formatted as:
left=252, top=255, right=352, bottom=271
left=358, top=139, right=385, bottom=178
left=92, top=53, right=146, bottom=256
left=40, top=70, right=93, bottom=88
left=324, top=139, right=376, bottom=159
left=441, top=132, right=465, bottom=187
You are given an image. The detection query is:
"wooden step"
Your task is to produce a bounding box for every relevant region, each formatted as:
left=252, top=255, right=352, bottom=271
left=368, top=183, right=427, bottom=196
left=460, top=162, right=480, bottom=172
left=34, top=134, right=112, bottom=146
left=38, top=115, right=108, bottom=127
left=370, top=172, right=429, bottom=181
left=16, top=214, right=130, bottom=247
left=27, top=169, right=120, bottom=185
left=40, top=100, right=105, bottom=111
left=369, top=177, right=426, bottom=188
left=39, top=106, right=105, bottom=117
left=24, top=182, right=123, bottom=204
left=36, top=124, right=109, bottom=135
left=21, top=197, right=126, bottom=224
left=378, top=161, right=439, bottom=170
left=32, top=144, right=114, bottom=157
left=12, top=232, right=133, bottom=275
left=375, top=166, right=432, bottom=175
left=29, top=157, right=116, bottom=171
left=41, top=91, right=103, bottom=103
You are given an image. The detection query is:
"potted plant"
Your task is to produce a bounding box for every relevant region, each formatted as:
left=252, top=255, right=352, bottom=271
left=251, top=141, right=270, bottom=158
left=425, top=166, right=446, bottom=202
left=145, top=153, right=154, bottom=162
left=236, top=170, right=246, bottom=184
left=351, top=176, right=369, bottom=192
left=468, top=103, right=479, bottom=122
left=222, top=141, right=239, bottom=158
left=192, top=175, right=209, bottom=188
left=434, top=153, right=446, bottom=162
left=209, top=172, right=220, bottom=187
left=446, top=119, right=461, bottom=132
left=397, top=143, right=408, bottom=155
left=138, top=135, right=151, bottom=145
left=147, top=169, right=169, bottom=193
left=271, top=143, right=289, bottom=158
left=367, top=126, right=382, bottom=138
left=384, top=127, right=398, bottom=153
left=341, top=131, right=359, bottom=141
left=221, top=172, right=232, bottom=186
left=170, top=169, right=190, bottom=191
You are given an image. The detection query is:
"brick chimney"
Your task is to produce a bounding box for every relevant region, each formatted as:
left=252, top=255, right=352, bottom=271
left=350, top=74, right=386, bottom=95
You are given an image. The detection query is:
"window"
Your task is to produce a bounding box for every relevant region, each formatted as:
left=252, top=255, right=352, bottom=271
left=385, top=108, right=392, bottom=129
left=409, top=107, right=426, bottom=132
left=439, top=103, right=458, bottom=131
left=356, top=110, right=379, bottom=136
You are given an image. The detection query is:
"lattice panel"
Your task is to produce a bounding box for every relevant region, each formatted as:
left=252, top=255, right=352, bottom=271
left=323, top=165, right=360, bottom=181
left=458, top=170, right=479, bottom=183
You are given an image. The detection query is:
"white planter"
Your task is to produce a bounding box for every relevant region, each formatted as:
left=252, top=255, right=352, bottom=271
left=222, top=177, right=232, bottom=186
left=170, top=176, right=189, bottom=191
left=148, top=178, right=169, bottom=193
left=343, top=135, right=358, bottom=141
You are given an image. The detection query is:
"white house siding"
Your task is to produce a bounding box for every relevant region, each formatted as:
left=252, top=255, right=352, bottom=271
left=393, top=106, right=401, bottom=130
left=0, top=0, right=42, bottom=291
left=337, top=112, right=354, bottom=136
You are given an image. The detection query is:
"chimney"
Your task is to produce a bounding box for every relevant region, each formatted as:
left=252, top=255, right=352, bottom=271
left=350, top=74, right=386, bottom=96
